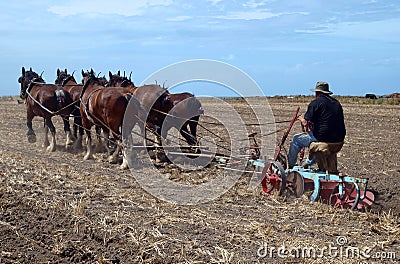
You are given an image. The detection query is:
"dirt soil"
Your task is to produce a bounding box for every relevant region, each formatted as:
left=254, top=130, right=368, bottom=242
left=0, top=98, right=399, bottom=263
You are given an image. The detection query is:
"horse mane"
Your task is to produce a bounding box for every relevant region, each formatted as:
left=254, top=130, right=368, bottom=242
left=27, top=77, right=46, bottom=93
left=62, top=75, right=77, bottom=86
left=80, top=74, right=103, bottom=100
left=107, top=75, right=134, bottom=88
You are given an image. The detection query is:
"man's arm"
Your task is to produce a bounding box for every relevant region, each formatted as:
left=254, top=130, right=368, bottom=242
left=298, top=114, right=308, bottom=127
left=298, top=114, right=314, bottom=131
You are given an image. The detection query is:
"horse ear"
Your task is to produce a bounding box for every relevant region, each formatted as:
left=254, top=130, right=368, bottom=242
left=81, top=69, right=85, bottom=76
left=90, top=68, right=94, bottom=74
left=65, top=68, right=67, bottom=74
left=57, top=69, right=60, bottom=75
left=109, top=71, right=112, bottom=79
left=22, top=67, right=26, bottom=76
left=123, top=71, right=126, bottom=77
left=30, top=67, right=32, bottom=71
left=117, top=70, right=120, bottom=76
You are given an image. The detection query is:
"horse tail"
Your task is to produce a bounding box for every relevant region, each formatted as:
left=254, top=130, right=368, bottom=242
left=55, top=89, right=65, bottom=98
left=55, top=89, right=66, bottom=104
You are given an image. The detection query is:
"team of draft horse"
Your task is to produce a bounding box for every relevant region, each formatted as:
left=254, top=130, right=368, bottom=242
left=18, top=67, right=204, bottom=169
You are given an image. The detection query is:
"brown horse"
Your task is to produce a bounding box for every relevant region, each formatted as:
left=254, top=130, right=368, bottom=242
left=18, top=67, right=74, bottom=151
left=79, top=70, right=145, bottom=169
left=164, top=93, right=204, bottom=145
left=55, top=69, right=84, bottom=148
left=108, top=72, right=202, bottom=145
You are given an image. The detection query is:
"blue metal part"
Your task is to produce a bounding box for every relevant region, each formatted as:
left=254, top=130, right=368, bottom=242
left=286, top=166, right=369, bottom=205
left=288, top=166, right=368, bottom=184
left=247, top=159, right=266, bottom=168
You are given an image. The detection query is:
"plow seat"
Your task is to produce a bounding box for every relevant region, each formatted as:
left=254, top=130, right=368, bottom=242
left=309, top=141, right=344, bottom=174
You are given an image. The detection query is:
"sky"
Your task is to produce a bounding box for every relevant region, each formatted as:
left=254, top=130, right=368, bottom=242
left=1, top=0, right=400, bottom=97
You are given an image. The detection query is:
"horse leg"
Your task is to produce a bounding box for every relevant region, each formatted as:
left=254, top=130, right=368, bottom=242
left=95, top=126, right=104, bottom=152
left=45, top=117, right=57, bottom=152
left=180, top=123, right=196, bottom=145
left=121, top=115, right=145, bottom=170
left=73, top=118, right=78, bottom=140
left=188, top=116, right=199, bottom=145
left=62, top=115, right=74, bottom=149
left=155, top=134, right=168, bottom=163
left=99, top=128, right=111, bottom=154
left=120, top=141, right=137, bottom=170
left=73, top=116, right=83, bottom=149
left=26, top=112, right=36, bottom=143
left=108, top=138, right=120, bottom=164
left=43, top=123, right=50, bottom=148
left=83, top=130, right=94, bottom=160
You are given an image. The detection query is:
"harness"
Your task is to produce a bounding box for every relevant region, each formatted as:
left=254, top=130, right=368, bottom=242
left=80, top=87, right=104, bottom=126
left=25, top=80, right=77, bottom=116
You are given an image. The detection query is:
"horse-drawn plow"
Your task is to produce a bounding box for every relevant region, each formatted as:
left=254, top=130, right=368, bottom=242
left=18, top=66, right=376, bottom=211
left=218, top=107, right=375, bottom=210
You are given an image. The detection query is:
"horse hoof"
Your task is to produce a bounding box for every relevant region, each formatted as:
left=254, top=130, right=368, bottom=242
left=108, top=156, right=118, bottom=164
left=47, top=145, right=56, bottom=152
left=27, top=135, right=37, bottom=143
left=65, top=144, right=73, bottom=151
left=120, top=162, right=129, bottom=170
left=83, top=154, right=94, bottom=160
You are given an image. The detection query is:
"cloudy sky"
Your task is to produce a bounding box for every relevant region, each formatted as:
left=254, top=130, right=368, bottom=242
left=2, top=0, right=399, bottom=96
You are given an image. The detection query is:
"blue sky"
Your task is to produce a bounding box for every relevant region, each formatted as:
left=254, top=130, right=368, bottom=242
left=1, top=0, right=399, bottom=96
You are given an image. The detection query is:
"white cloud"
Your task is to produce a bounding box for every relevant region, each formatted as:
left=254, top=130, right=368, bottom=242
left=222, top=54, right=235, bottom=60
left=216, top=10, right=278, bottom=20
left=296, top=18, right=400, bottom=42
left=167, top=15, right=192, bottom=22
left=48, top=0, right=173, bottom=16
left=216, top=10, right=308, bottom=20
left=373, top=57, right=400, bottom=66
left=207, top=0, right=223, bottom=6
left=243, top=0, right=273, bottom=9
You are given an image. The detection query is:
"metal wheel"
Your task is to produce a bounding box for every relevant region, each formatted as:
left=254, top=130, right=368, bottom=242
left=282, top=171, right=304, bottom=198
left=261, top=161, right=286, bottom=195
left=329, top=182, right=360, bottom=210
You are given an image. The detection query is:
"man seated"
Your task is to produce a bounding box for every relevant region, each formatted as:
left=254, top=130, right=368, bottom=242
left=288, top=82, right=346, bottom=170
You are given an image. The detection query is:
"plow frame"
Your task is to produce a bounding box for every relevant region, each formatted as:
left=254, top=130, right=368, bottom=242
left=220, top=107, right=374, bottom=210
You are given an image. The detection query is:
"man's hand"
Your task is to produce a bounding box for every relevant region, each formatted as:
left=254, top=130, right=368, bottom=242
left=298, top=114, right=308, bottom=127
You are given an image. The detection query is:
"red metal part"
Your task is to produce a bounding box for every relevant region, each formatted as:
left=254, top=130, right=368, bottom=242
left=328, top=183, right=375, bottom=210
left=355, top=191, right=375, bottom=210
left=261, top=107, right=300, bottom=195
left=261, top=172, right=281, bottom=194
left=329, top=183, right=359, bottom=209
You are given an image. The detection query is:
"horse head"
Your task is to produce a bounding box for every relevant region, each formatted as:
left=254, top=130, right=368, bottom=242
left=98, top=75, right=108, bottom=86
left=18, top=67, right=45, bottom=99
left=81, top=68, right=95, bottom=84
left=80, top=69, right=105, bottom=100
left=55, top=68, right=77, bottom=86
left=107, top=70, right=135, bottom=88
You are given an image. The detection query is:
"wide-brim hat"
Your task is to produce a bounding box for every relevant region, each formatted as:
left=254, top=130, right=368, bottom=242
left=310, top=81, right=333, bottom=94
